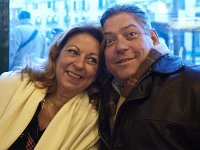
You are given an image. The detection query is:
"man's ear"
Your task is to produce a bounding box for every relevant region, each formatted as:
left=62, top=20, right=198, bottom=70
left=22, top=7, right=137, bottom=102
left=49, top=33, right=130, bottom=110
left=150, top=29, right=159, bottom=45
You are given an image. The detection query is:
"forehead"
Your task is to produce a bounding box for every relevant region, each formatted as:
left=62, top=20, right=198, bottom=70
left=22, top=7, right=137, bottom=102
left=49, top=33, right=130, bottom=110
left=66, top=33, right=99, bottom=45
left=103, top=13, right=142, bottom=33
left=67, top=33, right=94, bottom=42
left=64, top=33, right=100, bottom=53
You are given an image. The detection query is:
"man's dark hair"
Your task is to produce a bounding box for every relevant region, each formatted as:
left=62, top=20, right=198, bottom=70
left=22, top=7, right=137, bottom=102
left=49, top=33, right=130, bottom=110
left=100, top=3, right=152, bottom=34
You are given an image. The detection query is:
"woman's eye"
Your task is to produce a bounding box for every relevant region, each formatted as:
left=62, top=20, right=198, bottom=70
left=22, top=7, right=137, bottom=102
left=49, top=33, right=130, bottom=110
left=87, top=57, right=98, bottom=65
left=105, top=38, right=115, bottom=46
left=66, top=49, right=79, bottom=56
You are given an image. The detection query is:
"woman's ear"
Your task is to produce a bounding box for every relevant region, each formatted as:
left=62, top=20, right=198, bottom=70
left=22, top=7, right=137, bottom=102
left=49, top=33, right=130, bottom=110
left=150, top=29, right=159, bottom=45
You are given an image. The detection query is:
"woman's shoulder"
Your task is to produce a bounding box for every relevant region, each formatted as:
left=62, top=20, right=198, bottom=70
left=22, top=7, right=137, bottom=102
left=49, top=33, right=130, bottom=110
left=0, top=71, right=29, bottom=89
left=0, top=71, right=25, bottom=114
left=0, top=70, right=20, bottom=77
left=0, top=71, right=24, bottom=82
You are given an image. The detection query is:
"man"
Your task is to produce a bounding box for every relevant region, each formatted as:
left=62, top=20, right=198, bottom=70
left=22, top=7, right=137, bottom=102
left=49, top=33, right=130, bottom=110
left=9, top=11, right=48, bottom=70
left=99, top=3, right=200, bottom=150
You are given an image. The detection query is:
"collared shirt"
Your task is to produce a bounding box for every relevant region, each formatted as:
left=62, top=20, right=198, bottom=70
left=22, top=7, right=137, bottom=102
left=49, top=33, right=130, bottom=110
left=112, top=79, right=123, bottom=96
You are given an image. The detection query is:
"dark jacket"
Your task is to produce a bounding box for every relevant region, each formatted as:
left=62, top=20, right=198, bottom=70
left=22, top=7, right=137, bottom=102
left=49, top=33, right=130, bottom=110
left=99, top=55, right=200, bottom=150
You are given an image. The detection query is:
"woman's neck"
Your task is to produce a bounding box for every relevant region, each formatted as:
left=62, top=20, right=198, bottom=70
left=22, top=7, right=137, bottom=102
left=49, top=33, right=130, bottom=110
left=48, top=91, right=80, bottom=110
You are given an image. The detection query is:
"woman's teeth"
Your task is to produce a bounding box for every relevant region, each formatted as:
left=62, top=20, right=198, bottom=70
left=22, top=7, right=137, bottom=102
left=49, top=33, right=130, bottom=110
left=68, top=71, right=81, bottom=79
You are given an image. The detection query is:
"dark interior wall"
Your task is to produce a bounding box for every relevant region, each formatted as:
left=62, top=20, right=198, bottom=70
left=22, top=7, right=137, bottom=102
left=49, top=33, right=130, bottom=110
left=0, top=0, right=9, bottom=74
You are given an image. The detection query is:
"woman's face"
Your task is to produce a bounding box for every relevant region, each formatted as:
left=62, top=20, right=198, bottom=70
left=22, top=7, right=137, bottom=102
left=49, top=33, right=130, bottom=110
left=56, top=33, right=100, bottom=96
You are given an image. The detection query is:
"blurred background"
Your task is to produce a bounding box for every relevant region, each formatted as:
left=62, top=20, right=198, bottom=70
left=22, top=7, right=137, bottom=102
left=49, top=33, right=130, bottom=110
left=0, top=0, right=200, bottom=73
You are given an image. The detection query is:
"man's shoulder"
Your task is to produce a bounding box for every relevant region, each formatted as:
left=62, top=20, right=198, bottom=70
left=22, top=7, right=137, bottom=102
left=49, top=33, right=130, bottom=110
left=152, top=55, right=200, bottom=78
left=152, top=55, right=184, bottom=73
left=11, top=24, right=34, bottom=35
left=182, top=63, right=200, bottom=76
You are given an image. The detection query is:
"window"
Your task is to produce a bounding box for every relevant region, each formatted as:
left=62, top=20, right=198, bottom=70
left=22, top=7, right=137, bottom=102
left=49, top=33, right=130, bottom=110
left=196, top=0, right=200, bottom=5
left=0, top=0, right=200, bottom=73
left=99, top=0, right=103, bottom=9
left=0, top=1, right=9, bottom=73
left=82, top=0, right=85, bottom=10
left=73, top=1, right=77, bottom=11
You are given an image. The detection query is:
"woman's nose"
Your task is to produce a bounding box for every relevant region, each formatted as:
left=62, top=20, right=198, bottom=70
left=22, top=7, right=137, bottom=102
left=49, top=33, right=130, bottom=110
left=73, top=57, right=85, bottom=69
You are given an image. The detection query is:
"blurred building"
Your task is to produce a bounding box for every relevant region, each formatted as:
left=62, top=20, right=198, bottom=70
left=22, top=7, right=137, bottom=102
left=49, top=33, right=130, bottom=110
left=9, top=0, right=200, bottom=63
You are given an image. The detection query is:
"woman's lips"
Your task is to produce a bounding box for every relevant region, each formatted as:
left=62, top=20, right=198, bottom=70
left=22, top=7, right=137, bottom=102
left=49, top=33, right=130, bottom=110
left=66, top=71, right=82, bottom=79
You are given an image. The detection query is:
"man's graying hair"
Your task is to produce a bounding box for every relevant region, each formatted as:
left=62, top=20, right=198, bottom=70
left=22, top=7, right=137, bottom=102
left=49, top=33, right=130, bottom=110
left=100, top=3, right=152, bottom=35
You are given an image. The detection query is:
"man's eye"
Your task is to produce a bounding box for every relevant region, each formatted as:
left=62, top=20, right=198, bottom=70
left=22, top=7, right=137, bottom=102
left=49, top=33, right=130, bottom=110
left=126, top=31, right=137, bottom=39
left=105, top=38, right=115, bottom=46
left=87, top=57, right=98, bottom=65
left=66, top=49, right=79, bottom=56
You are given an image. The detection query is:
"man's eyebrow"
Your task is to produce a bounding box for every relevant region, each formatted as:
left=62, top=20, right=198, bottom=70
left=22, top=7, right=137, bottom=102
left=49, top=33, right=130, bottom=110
left=104, top=24, right=138, bottom=35
left=121, top=24, right=138, bottom=31
left=104, top=32, right=114, bottom=36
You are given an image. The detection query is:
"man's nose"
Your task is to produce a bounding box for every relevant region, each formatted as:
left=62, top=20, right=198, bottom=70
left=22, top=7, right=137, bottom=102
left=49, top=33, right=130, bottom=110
left=116, top=36, right=129, bottom=53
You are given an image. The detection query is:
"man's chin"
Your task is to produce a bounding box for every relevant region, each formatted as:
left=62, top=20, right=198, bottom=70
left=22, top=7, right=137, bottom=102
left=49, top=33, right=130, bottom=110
left=115, top=77, right=129, bottom=86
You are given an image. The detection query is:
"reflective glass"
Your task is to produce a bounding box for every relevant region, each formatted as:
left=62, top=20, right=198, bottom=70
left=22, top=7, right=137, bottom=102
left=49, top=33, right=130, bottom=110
left=9, top=0, right=200, bottom=71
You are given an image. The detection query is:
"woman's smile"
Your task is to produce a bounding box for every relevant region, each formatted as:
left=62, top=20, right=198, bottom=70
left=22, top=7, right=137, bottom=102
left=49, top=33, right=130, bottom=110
left=66, top=71, right=82, bottom=80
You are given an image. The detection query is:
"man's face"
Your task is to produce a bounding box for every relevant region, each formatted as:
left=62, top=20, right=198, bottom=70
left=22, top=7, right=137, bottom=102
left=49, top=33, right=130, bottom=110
left=103, top=13, right=158, bottom=85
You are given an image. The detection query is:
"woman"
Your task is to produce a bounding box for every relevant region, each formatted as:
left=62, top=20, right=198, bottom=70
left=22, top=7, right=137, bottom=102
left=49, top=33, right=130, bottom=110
left=0, top=24, right=104, bottom=149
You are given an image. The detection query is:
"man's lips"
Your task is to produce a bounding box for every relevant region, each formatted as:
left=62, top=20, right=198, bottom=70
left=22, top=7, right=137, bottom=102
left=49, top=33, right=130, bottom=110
left=116, top=57, right=136, bottom=64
